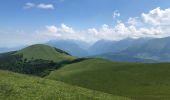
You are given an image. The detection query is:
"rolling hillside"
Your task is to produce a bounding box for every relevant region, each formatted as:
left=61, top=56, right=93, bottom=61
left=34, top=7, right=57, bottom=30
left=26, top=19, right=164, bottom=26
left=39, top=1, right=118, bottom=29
left=46, top=58, right=170, bottom=100
left=16, top=44, right=75, bottom=62
left=0, top=70, right=131, bottom=100
left=1, top=43, right=170, bottom=99
left=0, top=44, right=76, bottom=76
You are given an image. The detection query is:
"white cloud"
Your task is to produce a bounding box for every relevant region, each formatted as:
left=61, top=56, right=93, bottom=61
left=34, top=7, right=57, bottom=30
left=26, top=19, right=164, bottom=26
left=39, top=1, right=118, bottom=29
left=61, top=24, right=75, bottom=33
left=46, top=25, right=58, bottom=33
left=24, top=2, right=35, bottom=9
left=37, top=3, right=55, bottom=10
left=112, top=10, right=120, bottom=18
left=45, top=7, right=170, bottom=42
left=115, top=22, right=130, bottom=34
left=142, top=7, right=170, bottom=26
left=45, top=23, right=132, bottom=42
left=2, top=7, right=170, bottom=47
left=46, top=24, right=74, bottom=34
left=88, top=28, right=98, bottom=35
left=128, top=17, right=141, bottom=26
left=130, top=7, right=170, bottom=38
left=24, top=2, right=55, bottom=10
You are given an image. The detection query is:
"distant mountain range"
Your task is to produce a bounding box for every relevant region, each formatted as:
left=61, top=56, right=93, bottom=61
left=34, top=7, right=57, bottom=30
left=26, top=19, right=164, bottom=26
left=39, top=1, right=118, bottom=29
left=47, top=38, right=150, bottom=56
left=95, top=37, right=170, bottom=62
left=0, top=48, right=10, bottom=53
left=1, top=37, right=170, bottom=63
left=46, top=37, right=170, bottom=62
left=120, top=37, right=170, bottom=62
left=0, top=46, right=25, bottom=53
left=88, top=38, right=150, bottom=55
left=47, top=40, right=89, bottom=57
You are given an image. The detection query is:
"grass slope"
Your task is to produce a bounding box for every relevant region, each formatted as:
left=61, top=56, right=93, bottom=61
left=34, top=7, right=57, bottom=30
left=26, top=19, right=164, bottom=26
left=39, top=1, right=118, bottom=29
left=0, top=70, right=131, bottom=100
left=16, top=44, right=75, bottom=62
left=46, top=58, right=170, bottom=100
left=0, top=44, right=78, bottom=76
left=93, top=53, right=157, bottom=63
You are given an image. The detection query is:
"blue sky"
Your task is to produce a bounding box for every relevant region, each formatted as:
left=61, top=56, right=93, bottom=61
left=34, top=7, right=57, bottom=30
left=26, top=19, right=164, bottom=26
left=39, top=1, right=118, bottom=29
left=0, top=0, right=170, bottom=47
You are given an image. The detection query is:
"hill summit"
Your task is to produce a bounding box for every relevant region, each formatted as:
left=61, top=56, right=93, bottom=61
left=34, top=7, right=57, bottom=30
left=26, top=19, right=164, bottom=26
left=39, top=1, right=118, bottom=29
left=16, top=44, right=75, bottom=62
left=0, top=44, right=76, bottom=76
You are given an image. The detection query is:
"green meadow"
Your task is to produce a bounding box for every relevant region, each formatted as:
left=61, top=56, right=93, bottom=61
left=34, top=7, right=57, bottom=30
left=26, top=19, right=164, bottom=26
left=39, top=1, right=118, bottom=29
left=16, top=44, right=75, bottom=62
left=0, top=70, right=131, bottom=100
left=46, top=59, right=170, bottom=100
left=1, top=44, right=170, bottom=100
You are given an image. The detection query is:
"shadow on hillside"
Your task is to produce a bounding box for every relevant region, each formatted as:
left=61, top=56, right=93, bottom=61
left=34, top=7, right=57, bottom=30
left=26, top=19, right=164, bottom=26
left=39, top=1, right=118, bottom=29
left=0, top=52, right=90, bottom=77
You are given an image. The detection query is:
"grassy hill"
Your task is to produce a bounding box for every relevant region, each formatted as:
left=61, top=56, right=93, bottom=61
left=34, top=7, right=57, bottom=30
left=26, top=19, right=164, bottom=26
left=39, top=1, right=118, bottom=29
left=46, top=58, right=170, bottom=100
left=16, top=44, right=75, bottom=62
left=2, top=44, right=170, bottom=99
left=0, top=70, right=131, bottom=100
left=0, top=44, right=77, bottom=76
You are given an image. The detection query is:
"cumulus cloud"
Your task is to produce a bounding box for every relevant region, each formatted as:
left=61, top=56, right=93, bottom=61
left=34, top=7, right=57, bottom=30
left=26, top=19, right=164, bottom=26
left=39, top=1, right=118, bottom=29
left=131, top=7, right=170, bottom=37
left=61, top=24, right=75, bottom=33
left=112, top=10, right=120, bottom=18
left=44, top=7, right=170, bottom=42
left=45, top=23, right=132, bottom=42
left=127, top=17, right=141, bottom=26
left=3, top=7, right=170, bottom=47
left=46, top=25, right=58, bottom=33
left=37, top=3, right=54, bottom=9
left=142, top=7, right=170, bottom=26
left=24, top=2, right=35, bottom=9
left=88, top=28, right=98, bottom=35
left=24, top=2, right=55, bottom=10
left=46, top=24, right=74, bottom=34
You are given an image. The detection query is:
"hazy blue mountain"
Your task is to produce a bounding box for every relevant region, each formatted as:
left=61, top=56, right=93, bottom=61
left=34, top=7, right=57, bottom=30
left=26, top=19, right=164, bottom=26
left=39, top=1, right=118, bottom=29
left=0, top=46, right=25, bottom=53
left=94, top=53, right=157, bottom=63
left=88, top=38, right=150, bottom=56
left=88, top=37, right=170, bottom=62
left=88, top=40, right=115, bottom=55
left=47, top=40, right=88, bottom=57
left=72, top=40, right=92, bottom=50
left=89, top=37, right=158, bottom=63
left=121, top=37, right=170, bottom=62
left=46, top=38, right=154, bottom=62
left=0, top=48, right=10, bottom=53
